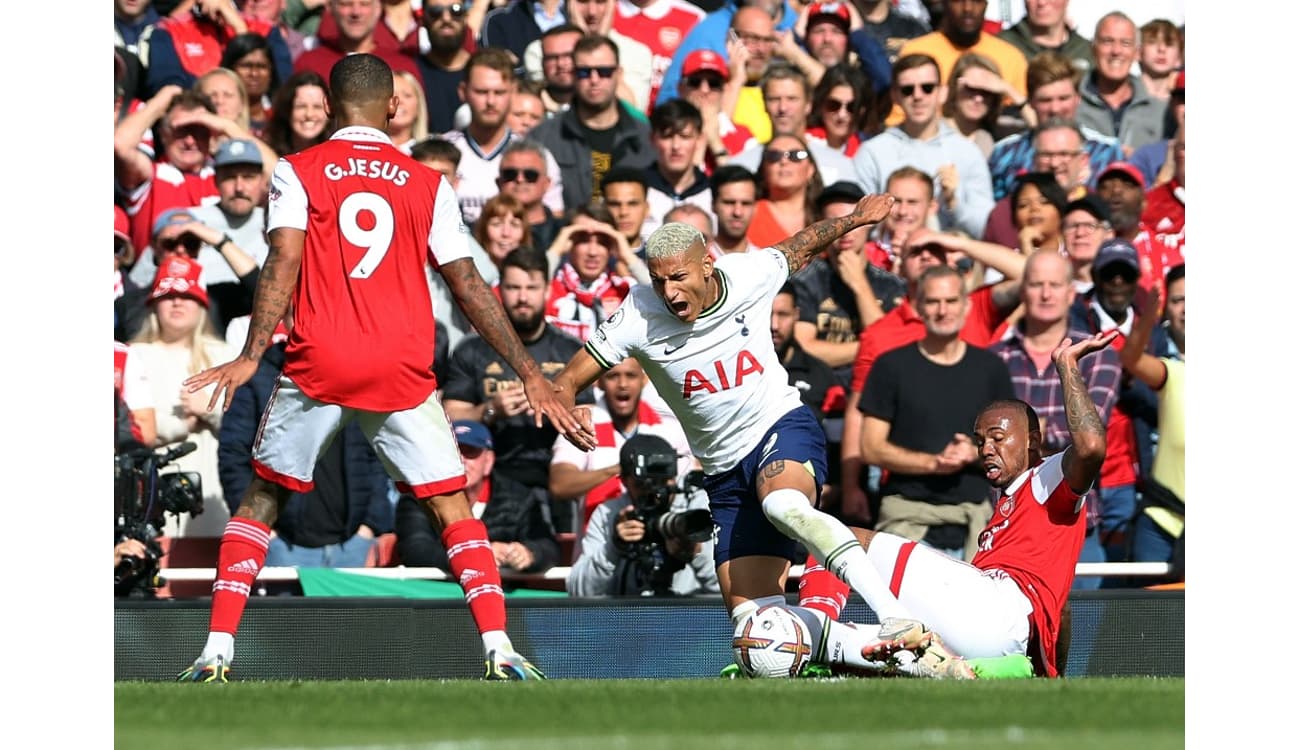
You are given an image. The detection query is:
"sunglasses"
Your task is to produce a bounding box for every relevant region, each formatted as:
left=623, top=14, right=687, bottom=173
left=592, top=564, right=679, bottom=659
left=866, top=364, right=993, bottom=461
left=822, top=97, right=855, bottom=113
left=575, top=65, right=617, bottom=80
left=425, top=3, right=467, bottom=18
left=685, top=73, right=725, bottom=90
left=897, top=82, right=938, bottom=97
left=763, top=148, right=810, bottom=164
left=160, top=234, right=202, bottom=255
left=500, top=167, right=541, bottom=183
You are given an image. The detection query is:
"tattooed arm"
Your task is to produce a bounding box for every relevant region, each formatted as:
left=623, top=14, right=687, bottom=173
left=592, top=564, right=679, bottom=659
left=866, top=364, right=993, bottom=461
left=241, top=228, right=302, bottom=361
left=440, top=257, right=584, bottom=435
left=1053, top=331, right=1117, bottom=494
left=183, top=227, right=302, bottom=412
left=771, top=193, right=895, bottom=275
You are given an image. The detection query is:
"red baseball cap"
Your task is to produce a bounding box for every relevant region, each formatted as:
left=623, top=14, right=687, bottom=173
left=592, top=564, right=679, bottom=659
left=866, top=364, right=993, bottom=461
left=807, top=2, right=851, bottom=31
left=149, top=255, right=209, bottom=307
left=683, top=49, right=729, bottom=81
left=1097, top=161, right=1147, bottom=190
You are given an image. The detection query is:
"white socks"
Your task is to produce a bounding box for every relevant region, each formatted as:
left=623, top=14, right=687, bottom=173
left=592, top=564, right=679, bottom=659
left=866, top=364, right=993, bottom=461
left=200, top=632, right=235, bottom=664
left=482, top=629, right=512, bottom=656
left=761, top=488, right=910, bottom=621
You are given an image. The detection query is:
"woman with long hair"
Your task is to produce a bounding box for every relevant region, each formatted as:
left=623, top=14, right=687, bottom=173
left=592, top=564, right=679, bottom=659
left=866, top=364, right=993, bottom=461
left=264, top=70, right=331, bottom=157
left=473, top=194, right=534, bottom=271
left=221, top=32, right=280, bottom=140
left=942, top=51, right=1014, bottom=160
left=806, top=64, right=870, bottom=157
left=747, top=132, right=823, bottom=248
left=128, top=256, right=238, bottom=538
left=388, top=70, right=429, bottom=154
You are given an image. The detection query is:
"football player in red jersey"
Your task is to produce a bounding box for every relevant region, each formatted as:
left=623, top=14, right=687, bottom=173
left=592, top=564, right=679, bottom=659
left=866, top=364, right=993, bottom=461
left=178, top=53, right=583, bottom=683
left=798, top=330, right=1115, bottom=677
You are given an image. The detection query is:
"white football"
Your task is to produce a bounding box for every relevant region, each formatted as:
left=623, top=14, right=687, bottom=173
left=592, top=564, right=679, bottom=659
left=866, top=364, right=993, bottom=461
left=731, top=604, right=813, bottom=678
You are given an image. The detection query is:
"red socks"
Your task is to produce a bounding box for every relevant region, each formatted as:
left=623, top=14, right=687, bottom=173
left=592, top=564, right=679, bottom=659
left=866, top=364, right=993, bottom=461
left=797, top=553, right=850, bottom=621
left=208, top=518, right=271, bottom=635
left=442, top=518, right=507, bottom=634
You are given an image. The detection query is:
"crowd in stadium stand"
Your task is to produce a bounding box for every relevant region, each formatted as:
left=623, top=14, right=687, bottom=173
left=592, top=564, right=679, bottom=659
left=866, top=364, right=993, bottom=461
left=113, top=0, right=1186, bottom=594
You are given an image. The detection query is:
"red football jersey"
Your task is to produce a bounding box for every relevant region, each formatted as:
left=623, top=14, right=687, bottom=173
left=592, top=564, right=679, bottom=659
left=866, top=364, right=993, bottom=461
left=971, top=452, right=1086, bottom=677
left=125, top=163, right=219, bottom=258
left=269, top=126, right=471, bottom=411
left=614, top=0, right=705, bottom=107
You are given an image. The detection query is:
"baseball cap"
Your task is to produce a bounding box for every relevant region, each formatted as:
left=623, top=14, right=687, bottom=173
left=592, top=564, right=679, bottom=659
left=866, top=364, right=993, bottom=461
left=1173, top=70, right=1185, bottom=92
left=807, top=2, right=851, bottom=32
left=1097, top=161, right=1147, bottom=190
left=214, top=138, right=264, bottom=169
left=149, top=255, right=209, bottom=307
left=683, top=49, right=729, bottom=81
left=152, top=208, right=196, bottom=238
left=815, top=180, right=865, bottom=210
left=1093, top=238, right=1139, bottom=276
left=1064, top=192, right=1111, bottom=225
left=452, top=420, right=493, bottom=451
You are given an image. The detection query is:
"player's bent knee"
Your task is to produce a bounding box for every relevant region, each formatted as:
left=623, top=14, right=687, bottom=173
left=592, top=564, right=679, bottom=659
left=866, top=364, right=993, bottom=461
left=760, top=487, right=814, bottom=526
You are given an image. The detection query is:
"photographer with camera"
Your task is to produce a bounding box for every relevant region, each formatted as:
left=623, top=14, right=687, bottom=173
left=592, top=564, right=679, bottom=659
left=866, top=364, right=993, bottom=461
left=568, top=434, right=719, bottom=597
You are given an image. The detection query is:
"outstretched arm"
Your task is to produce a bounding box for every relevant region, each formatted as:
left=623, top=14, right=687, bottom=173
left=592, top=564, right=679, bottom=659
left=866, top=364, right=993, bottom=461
left=552, top=348, right=608, bottom=451
left=1119, top=283, right=1168, bottom=391
left=772, top=193, right=894, bottom=275
left=1055, top=332, right=1118, bottom=494
left=184, top=227, right=302, bottom=411
left=440, top=257, right=582, bottom=437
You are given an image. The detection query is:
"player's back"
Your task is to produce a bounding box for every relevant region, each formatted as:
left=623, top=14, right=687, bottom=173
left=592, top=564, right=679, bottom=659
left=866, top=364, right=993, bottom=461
left=275, top=128, right=449, bottom=412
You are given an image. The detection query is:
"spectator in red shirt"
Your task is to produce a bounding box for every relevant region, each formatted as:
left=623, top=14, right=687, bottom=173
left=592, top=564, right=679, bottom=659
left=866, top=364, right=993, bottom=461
left=839, top=221, right=1027, bottom=527
left=293, top=0, right=424, bottom=84
left=114, top=86, right=221, bottom=255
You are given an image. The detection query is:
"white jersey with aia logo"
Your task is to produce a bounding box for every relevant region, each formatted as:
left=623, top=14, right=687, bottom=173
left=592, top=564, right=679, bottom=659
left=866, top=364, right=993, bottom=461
left=585, top=247, right=803, bottom=474
left=269, top=126, right=471, bottom=412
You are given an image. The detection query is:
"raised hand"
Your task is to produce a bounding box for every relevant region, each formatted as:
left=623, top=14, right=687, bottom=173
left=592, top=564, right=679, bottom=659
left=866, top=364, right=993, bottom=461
left=184, top=357, right=259, bottom=412
left=1052, top=331, right=1119, bottom=369
left=561, top=405, right=597, bottom=451
left=522, top=374, right=585, bottom=435
left=853, top=193, right=895, bottom=225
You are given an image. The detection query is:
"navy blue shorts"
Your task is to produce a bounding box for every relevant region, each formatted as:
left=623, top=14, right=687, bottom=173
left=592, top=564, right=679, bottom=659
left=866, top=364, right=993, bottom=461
left=704, top=405, right=828, bottom=566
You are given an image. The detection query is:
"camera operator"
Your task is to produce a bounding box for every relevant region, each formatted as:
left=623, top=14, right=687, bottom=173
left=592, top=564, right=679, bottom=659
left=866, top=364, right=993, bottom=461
left=568, top=435, right=719, bottom=597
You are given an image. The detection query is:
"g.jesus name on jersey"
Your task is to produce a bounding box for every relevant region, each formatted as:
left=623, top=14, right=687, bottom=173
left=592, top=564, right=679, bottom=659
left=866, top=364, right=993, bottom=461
left=584, top=247, right=804, bottom=474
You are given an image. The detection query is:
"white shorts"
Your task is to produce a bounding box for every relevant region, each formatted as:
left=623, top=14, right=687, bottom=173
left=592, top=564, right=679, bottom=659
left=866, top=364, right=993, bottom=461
left=865, top=532, right=1032, bottom=660
left=252, top=375, right=466, bottom=498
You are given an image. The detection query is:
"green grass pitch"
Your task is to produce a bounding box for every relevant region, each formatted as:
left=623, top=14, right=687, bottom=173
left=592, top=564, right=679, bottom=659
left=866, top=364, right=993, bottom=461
left=115, top=677, right=1183, bottom=749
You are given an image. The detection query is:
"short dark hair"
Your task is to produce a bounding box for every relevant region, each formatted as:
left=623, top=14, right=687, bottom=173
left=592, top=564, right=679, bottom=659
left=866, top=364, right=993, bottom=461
left=777, top=281, right=797, bottom=298
left=1165, top=262, right=1185, bottom=288
left=760, top=62, right=811, bottom=100
left=502, top=245, right=549, bottom=277
left=542, top=23, right=584, bottom=42
left=601, top=166, right=648, bottom=194
left=650, top=99, right=703, bottom=136
left=710, top=164, right=758, bottom=194
left=981, top=399, right=1041, bottom=436
left=574, top=33, right=619, bottom=62
left=329, top=53, right=393, bottom=107
left=410, top=137, right=462, bottom=167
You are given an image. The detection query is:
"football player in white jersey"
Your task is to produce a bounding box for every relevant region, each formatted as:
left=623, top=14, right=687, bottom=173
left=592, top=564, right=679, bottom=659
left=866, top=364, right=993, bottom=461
left=553, top=198, right=977, bottom=677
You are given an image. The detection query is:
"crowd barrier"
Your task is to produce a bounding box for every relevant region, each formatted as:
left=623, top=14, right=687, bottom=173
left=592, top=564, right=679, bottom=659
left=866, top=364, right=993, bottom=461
left=115, top=589, right=1184, bottom=681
